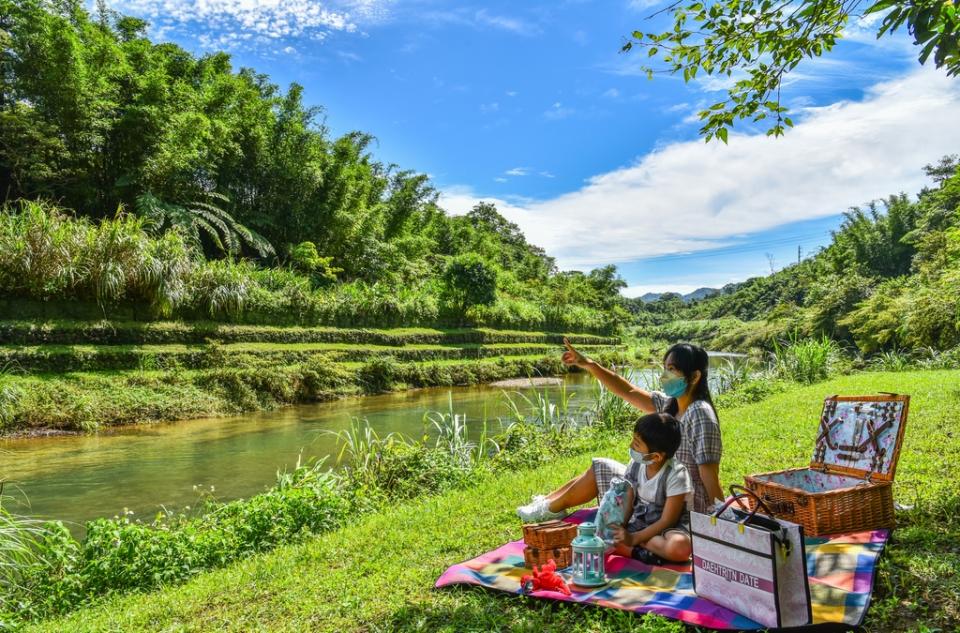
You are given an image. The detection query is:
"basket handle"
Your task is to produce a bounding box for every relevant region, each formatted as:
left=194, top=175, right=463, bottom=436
left=712, top=484, right=775, bottom=523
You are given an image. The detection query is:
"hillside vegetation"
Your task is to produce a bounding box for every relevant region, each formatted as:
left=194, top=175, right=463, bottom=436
left=630, top=157, right=960, bottom=357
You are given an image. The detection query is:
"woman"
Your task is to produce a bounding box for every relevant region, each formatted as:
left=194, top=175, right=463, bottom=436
left=517, top=341, right=723, bottom=558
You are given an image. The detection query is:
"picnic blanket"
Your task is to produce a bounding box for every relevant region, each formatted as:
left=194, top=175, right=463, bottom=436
left=435, top=509, right=889, bottom=630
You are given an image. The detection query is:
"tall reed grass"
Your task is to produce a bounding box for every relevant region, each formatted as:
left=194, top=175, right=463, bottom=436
left=0, top=201, right=195, bottom=316
left=772, top=334, right=840, bottom=383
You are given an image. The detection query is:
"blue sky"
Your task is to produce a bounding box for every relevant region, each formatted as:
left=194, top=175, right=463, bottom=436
left=110, top=0, right=960, bottom=296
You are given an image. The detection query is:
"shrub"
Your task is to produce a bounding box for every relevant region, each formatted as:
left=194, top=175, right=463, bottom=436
left=358, top=356, right=399, bottom=393
left=288, top=241, right=341, bottom=286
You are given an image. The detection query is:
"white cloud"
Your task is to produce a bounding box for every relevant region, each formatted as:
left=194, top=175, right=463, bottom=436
left=422, top=9, right=539, bottom=36
left=540, top=171, right=555, bottom=178
left=473, top=9, right=539, bottom=35
left=113, top=0, right=391, bottom=45
left=506, top=90, right=519, bottom=97
left=544, top=101, right=575, bottom=120
left=602, top=88, right=621, bottom=99
left=627, top=0, right=664, bottom=10
left=439, top=68, right=960, bottom=271
left=337, top=50, right=363, bottom=62
left=505, top=167, right=529, bottom=176
left=494, top=177, right=508, bottom=183
left=480, top=102, right=500, bottom=114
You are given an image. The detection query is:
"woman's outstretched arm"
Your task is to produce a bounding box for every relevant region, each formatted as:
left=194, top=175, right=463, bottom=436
left=563, top=338, right=657, bottom=413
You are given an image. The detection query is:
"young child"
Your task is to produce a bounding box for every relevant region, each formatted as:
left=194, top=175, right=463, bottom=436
left=610, top=412, right=693, bottom=564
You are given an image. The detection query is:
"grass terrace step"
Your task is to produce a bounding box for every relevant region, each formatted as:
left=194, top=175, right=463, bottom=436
left=0, top=343, right=625, bottom=373
left=0, top=321, right=621, bottom=347
left=0, top=351, right=637, bottom=433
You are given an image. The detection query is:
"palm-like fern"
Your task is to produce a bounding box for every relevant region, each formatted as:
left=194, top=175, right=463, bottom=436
left=136, top=192, right=275, bottom=258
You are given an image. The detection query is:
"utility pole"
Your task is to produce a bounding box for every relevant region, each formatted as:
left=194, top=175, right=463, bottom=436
left=797, top=245, right=801, bottom=264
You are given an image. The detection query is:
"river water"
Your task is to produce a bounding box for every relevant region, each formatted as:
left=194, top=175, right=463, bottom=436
left=0, top=354, right=746, bottom=533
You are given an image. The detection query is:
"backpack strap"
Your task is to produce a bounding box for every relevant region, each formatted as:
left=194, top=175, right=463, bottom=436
left=653, top=460, right=673, bottom=507
left=626, top=459, right=642, bottom=485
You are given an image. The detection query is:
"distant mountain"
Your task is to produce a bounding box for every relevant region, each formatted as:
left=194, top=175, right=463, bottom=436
left=639, top=287, right=721, bottom=303
left=685, top=287, right=721, bottom=302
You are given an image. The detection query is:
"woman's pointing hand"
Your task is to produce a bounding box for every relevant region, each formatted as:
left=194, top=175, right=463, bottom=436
left=562, top=337, right=589, bottom=368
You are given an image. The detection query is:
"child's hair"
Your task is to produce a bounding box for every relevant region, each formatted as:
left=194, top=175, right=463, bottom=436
left=633, top=413, right=682, bottom=458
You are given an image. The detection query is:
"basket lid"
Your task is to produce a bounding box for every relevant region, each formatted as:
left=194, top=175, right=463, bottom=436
left=810, top=394, right=910, bottom=482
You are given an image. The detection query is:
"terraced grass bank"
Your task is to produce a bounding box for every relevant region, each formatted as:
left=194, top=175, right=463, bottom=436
left=0, top=320, right=627, bottom=435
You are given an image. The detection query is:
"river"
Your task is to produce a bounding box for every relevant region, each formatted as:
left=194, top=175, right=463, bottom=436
left=0, top=353, right=747, bottom=533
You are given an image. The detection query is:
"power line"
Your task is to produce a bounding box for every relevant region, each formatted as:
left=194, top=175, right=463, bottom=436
left=636, top=231, right=832, bottom=263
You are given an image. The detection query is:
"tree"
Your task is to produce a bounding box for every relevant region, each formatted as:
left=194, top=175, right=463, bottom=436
left=441, top=254, right=498, bottom=314
left=623, top=0, right=960, bottom=141
left=826, top=194, right=920, bottom=278
left=586, top=265, right=628, bottom=310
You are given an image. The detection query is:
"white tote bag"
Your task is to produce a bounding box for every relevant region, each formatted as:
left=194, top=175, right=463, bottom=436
left=691, top=485, right=812, bottom=628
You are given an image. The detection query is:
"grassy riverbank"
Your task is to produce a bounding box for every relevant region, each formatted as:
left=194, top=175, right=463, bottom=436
left=0, top=320, right=626, bottom=435
left=26, top=370, right=959, bottom=632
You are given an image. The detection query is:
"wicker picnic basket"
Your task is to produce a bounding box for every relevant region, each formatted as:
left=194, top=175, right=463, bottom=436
left=521, top=520, right=577, bottom=569
left=523, top=545, right=572, bottom=568
left=522, top=520, right=577, bottom=549
left=744, top=394, right=909, bottom=536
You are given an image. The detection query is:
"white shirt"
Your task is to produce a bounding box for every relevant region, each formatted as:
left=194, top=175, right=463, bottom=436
left=634, top=459, right=693, bottom=511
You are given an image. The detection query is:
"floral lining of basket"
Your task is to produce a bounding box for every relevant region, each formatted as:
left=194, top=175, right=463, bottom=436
left=744, top=394, right=909, bottom=536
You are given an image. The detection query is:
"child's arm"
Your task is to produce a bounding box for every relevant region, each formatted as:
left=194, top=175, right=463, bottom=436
left=625, top=494, right=686, bottom=546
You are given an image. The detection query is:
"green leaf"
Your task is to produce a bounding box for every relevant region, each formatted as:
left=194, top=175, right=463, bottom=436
left=717, top=127, right=728, bottom=144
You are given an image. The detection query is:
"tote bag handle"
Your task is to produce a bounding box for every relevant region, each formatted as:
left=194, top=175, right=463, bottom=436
left=711, top=484, right=774, bottom=521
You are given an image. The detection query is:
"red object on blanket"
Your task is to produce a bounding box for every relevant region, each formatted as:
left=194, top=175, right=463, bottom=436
left=520, top=559, right=571, bottom=596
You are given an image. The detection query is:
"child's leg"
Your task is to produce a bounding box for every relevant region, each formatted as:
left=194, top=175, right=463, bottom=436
left=642, top=531, right=692, bottom=563
left=544, top=465, right=599, bottom=512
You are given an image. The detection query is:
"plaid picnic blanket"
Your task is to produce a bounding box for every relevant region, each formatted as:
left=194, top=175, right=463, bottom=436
left=435, top=509, right=888, bottom=630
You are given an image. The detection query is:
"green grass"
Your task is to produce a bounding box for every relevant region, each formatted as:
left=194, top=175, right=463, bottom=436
left=26, top=370, right=959, bottom=632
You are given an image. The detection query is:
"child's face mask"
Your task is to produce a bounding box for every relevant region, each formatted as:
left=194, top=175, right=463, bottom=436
left=629, top=447, right=658, bottom=465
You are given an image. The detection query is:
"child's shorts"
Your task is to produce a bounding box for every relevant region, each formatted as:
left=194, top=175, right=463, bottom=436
left=628, top=512, right=691, bottom=564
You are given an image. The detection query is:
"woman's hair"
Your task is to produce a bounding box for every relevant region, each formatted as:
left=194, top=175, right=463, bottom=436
left=662, top=343, right=718, bottom=422
left=633, top=412, right=682, bottom=458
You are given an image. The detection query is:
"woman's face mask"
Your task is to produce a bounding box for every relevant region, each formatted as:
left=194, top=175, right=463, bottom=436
left=660, top=370, right=688, bottom=398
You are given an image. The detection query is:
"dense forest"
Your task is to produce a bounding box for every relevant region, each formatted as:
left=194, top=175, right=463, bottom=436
left=632, top=156, right=960, bottom=354
left=0, top=0, right=627, bottom=332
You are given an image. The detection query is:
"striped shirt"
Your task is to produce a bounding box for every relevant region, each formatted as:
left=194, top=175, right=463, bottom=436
left=651, top=391, right=722, bottom=513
